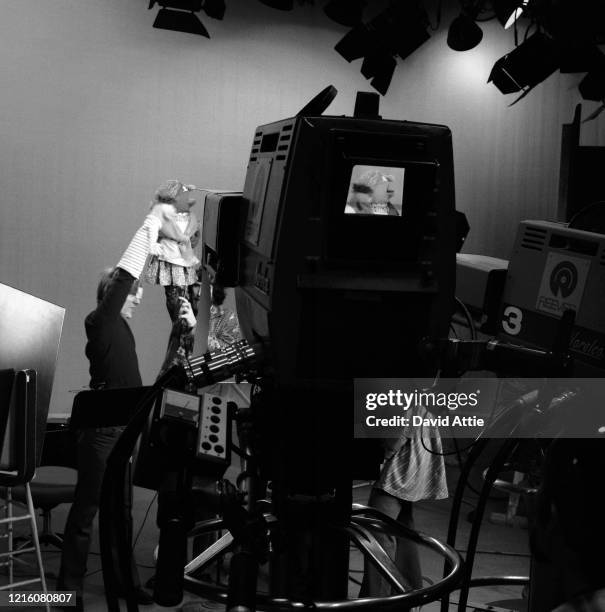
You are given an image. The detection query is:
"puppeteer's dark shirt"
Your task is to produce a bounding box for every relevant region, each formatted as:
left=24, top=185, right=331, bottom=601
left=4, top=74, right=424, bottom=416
left=85, top=268, right=142, bottom=390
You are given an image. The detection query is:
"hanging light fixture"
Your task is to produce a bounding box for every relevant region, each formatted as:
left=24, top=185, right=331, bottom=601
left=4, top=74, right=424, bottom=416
left=578, top=54, right=605, bottom=101
left=494, top=0, right=529, bottom=29
left=324, top=0, right=366, bottom=27
left=149, top=0, right=210, bottom=37
left=447, top=13, right=483, bottom=51
left=334, top=2, right=429, bottom=95
left=334, top=25, right=372, bottom=62
left=361, top=52, right=397, bottom=96
left=203, top=0, right=226, bottom=20
left=370, top=3, right=430, bottom=61
left=488, top=31, right=559, bottom=94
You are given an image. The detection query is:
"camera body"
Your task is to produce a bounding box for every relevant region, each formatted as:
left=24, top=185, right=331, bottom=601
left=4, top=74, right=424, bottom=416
left=199, top=115, right=458, bottom=502
left=235, top=115, right=456, bottom=385
left=135, top=108, right=461, bottom=604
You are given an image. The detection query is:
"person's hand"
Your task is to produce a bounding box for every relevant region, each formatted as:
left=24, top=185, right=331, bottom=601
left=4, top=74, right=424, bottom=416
left=177, top=297, right=196, bottom=329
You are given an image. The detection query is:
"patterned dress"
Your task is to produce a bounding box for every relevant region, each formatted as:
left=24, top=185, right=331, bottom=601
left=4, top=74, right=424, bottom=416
left=375, top=404, right=448, bottom=502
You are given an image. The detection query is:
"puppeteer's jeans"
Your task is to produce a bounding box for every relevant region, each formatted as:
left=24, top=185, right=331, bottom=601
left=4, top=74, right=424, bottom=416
left=58, top=426, right=139, bottom=596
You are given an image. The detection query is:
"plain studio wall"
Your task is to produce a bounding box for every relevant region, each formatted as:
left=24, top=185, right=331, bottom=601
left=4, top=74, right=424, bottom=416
left=0, top=0, right=603, bottom=416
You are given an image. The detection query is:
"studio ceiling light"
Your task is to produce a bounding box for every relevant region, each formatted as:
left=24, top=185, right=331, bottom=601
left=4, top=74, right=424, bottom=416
left=369, top=3, right=430, bottom=62
left=257, top=0, right=294, bottom=10
left=150, top=1, right=210, bottom=37
left=447, top=13, right=483, bottom=51
left=203, top=0, right=226, bottom=20
left=334, top=2, right=429, bottom=96
left=495, top=0, right=529, bottom=29
left=558, top=41, right=601, bottom=73
left=361, top=52, right=397, bottom=96
left=334, top=25, right=371, bottom=62
left=149, top=0, right=201, bottom=10
left=324, top=0, right=365, bottom=27
left=488, top=31, right=559, bottom=95
left=578, top=51, right=605, bottom=101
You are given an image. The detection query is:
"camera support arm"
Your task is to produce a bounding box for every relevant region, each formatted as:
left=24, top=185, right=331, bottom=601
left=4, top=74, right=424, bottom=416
left=434, top=309, right=576, bottom=379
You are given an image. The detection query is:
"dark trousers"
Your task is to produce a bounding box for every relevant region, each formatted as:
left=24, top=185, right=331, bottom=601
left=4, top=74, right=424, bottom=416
left=58, top=426, right=140, bottom=596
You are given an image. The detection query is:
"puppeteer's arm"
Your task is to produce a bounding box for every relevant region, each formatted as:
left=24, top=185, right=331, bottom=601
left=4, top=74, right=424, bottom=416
left=157, top=298, right=197, bottom=378
left=117, top=214, right=163, bottom=276
left=93, top=215, right=160, bottom=322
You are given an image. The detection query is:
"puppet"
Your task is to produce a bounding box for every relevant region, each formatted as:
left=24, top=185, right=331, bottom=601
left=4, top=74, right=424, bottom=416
left=144, top=179, right=202, bottom=322
left=142, top=180, right=202, bottom=371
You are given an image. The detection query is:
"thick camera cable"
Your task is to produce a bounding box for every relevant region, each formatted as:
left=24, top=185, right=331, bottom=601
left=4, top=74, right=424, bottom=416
left=227, top=551, right=259, bottom=612
left=100, top=366, right=187, bottom=612
left=154, top=482, right=192, bottom=607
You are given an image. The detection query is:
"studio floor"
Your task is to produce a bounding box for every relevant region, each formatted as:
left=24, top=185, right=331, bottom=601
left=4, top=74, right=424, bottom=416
left=2, top=457, right=530, bottom=612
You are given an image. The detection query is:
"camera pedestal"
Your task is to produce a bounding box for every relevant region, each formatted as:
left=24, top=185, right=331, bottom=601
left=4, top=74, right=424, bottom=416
left=182, top=504, right=463, bottom=612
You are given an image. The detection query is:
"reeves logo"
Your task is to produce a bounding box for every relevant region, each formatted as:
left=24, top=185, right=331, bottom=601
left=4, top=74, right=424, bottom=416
left=536, top=253, right=590, bottom=316
left=549, top=261, right=578, bottom=298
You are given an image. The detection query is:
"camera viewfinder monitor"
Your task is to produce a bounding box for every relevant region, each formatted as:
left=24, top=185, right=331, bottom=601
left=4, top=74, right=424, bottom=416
left=344, top=165, right=405, bottom=217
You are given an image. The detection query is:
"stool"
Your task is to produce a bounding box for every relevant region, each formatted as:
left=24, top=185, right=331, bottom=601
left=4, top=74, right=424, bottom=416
left=0, top=369, right=49, bottom=609
left=9, top=479, right=75, bottom=549
left=1, top=485, right=49, bottom=605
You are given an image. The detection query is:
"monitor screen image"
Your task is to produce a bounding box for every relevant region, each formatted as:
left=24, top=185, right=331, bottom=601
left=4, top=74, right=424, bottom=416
left=344, top=165, right=405, bottom=216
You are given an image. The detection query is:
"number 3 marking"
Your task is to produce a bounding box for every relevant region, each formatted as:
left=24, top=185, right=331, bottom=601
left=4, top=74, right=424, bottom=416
left=502, top=306, right=523, bottom=336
